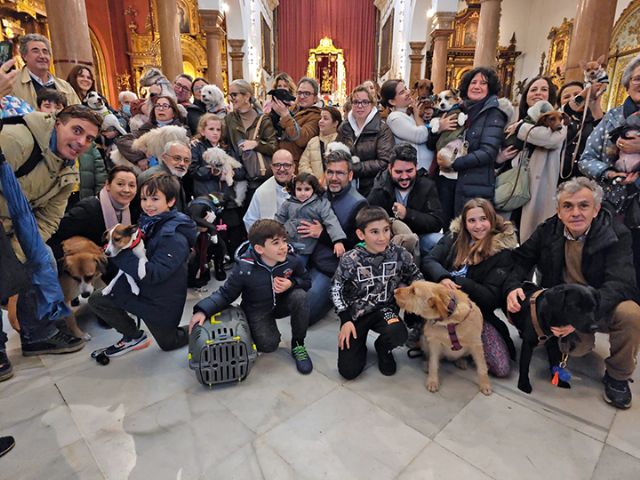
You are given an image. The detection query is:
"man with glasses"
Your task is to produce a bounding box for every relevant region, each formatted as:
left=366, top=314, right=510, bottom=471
left=11, top=34, right=81, bottom=109
left=304, top=148, right=368, bottom=325
left=138, top=141, right=191, bottom=212
left=243, top=149, right=295, bottom=231
left=173, top=74, right=193, bottom=107
left=270, top=77, right=322, bottom=166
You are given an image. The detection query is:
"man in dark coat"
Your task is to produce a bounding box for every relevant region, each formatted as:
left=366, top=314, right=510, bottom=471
left=303, top=149, right=367, bottom=325
left=368, top=143, right=444, bottom=255
left=505, top=177, right=640, bottom=409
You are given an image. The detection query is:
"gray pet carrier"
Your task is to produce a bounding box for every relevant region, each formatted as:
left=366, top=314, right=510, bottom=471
left=188, top=306, right=257, bottom=386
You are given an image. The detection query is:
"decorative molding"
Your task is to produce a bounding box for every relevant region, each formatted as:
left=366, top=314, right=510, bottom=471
left=545, top=17, right=573, bottom=89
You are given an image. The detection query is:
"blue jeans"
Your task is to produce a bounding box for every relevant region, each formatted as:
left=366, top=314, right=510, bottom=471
left=419, top=232, right=443, bottom=256
left=307, top=268, right=334, bottom=326
left=0, top=246, right=59, bottom=350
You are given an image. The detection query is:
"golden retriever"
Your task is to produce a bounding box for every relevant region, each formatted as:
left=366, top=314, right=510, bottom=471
left=395, top=280, right=492, bottom=395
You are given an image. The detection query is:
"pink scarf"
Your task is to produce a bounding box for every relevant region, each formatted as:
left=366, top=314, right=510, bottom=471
left=100, top=187, right=131, bottom=229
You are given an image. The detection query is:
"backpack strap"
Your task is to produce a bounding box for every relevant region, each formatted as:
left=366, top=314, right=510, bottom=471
left=0, top=116, right=43, bottom=178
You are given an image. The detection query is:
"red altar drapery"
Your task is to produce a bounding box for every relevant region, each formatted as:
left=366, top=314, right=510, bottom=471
left=276, top=0, right=377, bottom=93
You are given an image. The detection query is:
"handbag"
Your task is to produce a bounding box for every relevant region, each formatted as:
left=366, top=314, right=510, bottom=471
left=494, top=150, right=531, bottom=211
left=242, top=115, right=272, bottom=180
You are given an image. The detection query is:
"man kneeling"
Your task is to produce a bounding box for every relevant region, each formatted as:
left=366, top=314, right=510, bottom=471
left=189, top=219, right=313, bottom=374
left=505, top=177, right=640, bottom=409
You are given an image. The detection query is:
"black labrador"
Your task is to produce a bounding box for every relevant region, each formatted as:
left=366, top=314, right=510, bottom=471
left=508, top=283, right=599, bottom=394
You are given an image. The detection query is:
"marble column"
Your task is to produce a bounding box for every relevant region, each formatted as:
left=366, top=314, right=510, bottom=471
left=200, top=9, right=226, bottom=87
left=156, top=0, right=183, bottom=80
left=228, top=39, right=245, bottom=81
left=44, top=0, right=93, bottom=79
left=473, top=0, right=501, bottom=68
left=564, top=0, right=617, bottom=82
left=409, top=42, right=426, bottom=86
left=430, top=12, right=455, bottom=92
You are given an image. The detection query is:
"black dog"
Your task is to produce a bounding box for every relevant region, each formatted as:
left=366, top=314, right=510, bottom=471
left=508, top=282, right=599, bottom=394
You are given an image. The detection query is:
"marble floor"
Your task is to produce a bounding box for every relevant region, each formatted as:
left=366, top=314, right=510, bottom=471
left=1, top=280, right=639, bottom=480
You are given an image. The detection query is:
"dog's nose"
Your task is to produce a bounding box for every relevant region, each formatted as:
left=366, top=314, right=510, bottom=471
left=589, top=323, right=599, bottom=333
left=81, top=292, right=91, bottom=299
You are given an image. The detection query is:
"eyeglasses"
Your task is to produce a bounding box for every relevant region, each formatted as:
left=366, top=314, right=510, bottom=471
left=631, top=76, right=640, bottom=85
left=155, top=103, right=172, bottom=110
left=352, top=100, right=371, bottom=107
left=325, top=169, right=348, bottom=178
left=174, top=83, right=190, bottom=92
left=297, top=91, right=314, bottom=98
left=165, top=154, right=190, bottom=164
left=272, top=163, right=293, bottom=170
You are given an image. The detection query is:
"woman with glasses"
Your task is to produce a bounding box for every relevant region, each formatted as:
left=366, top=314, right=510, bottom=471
left=580, top=54, right=640, bottom=284
left=138, top=95, right=190, bottom=136
left=186, top=77, right=209, bottom=134
left=337, top=84, right=394, bottom=197
left=225, top=79, right=278, bottom=201
left=271, top=77, right=322, bottom=166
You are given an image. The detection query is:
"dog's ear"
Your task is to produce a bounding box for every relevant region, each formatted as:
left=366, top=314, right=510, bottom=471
left=413, top=80, right=419, bottom=90
left=125, top=224, right=139, bottom=235
left=451, top=88, right=460, bottom=98
left=596, top=54, right=606, bottom=66
left=428, top=290, right=450, bottom=320
left=96, top=254, right=108, bottom=274
left=102, top=229, right=110, bottom=243
left=562, top=112, right=572, bottom=126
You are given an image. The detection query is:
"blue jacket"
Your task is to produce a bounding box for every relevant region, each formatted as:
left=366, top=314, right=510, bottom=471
left=450, top=95, right=507, bottom=213
left=107, top=210, right=197, bottom=327
left=194, top=247, right=311, bottom=316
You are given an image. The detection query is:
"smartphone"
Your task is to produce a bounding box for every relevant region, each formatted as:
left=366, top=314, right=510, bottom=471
left=0, top=41, right=15, bottom=72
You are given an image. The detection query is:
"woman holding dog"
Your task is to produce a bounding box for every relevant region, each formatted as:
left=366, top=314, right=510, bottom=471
left=421, top=198, right=517, bottom=377
left=138, top=95, right=189, bottom=136
left=48, top=165, right=139, bottom=261
left=512, top=77, right=567, bottom=243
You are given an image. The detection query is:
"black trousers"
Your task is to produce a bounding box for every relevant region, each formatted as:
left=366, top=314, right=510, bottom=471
left=243, top=288, right=309, bottom=353
left=88, top=290, right=188, bottom=351
left=338, top=308, right=408, bottom=380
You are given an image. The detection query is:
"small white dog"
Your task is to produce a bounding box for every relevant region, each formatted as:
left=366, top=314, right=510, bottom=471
left=84, top=91, right=127, bottom=135
left=200, top=85, right=226, bottom=116
left=102, top=224, right=148, bottom=296
left=202, top=147, right=242, bottom=186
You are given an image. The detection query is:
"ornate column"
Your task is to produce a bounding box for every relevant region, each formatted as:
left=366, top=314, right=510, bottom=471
left=409, top=42, right=426, bottom=86
left=156, top=0, right=183, bottom=80
left=430, top=12, right=455, bottom=92
left=473, top=0, right=501, bottom=68
left=200, top=9, right=226, bottom=87
left=228, top=39, right=245, bottom=81
left=564, top=0, right=617, bottom=82
left=44, top=0, right=93, bottom=79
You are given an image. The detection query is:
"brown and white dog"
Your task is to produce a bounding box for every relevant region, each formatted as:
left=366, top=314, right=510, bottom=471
left=412, top=78, right=434, bottom=101
left=395, top=280, right=492, bottom=395
left=59, top=236, right=108, bottom=340
left=102, top=224, right=148, bottom=296
left=580, top=55, right=609, bottom=96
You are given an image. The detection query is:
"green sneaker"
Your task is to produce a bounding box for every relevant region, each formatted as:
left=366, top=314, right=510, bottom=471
left=291, top=344, right=313, bottom=374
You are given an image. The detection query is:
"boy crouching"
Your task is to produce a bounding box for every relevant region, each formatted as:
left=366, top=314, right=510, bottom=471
left=189, top=219, right=313, bottom=374
left=332, top=206, right=423, bottom=379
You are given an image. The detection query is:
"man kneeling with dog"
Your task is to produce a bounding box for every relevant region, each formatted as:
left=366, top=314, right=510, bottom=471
left=505, top=177, right=640, bottom=409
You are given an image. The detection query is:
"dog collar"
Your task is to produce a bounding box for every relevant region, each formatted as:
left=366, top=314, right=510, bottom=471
left=447, top=294, right=458, bottom=316
left=529, top=289, right=550, bottom=343
left=129, top=229, right=144, bottom=249
left=446, top=323, right=463, bottom=351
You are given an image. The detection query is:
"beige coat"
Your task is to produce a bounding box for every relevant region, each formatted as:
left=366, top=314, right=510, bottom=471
left=298, top=132, right=338, bottom=179
left=11, top=66, right=81, bottom=109
left=0, top=112, right=78, bottom=260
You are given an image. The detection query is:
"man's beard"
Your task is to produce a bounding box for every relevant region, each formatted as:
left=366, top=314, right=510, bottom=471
left=168, top=166, right=187, bottom=178
left=392, top=177, right=415, bottom=191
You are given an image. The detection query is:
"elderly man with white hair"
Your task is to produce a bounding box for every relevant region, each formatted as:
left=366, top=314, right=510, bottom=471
left=11, top=33, right=80, bottom=108
left=138, top=141, right=191, bottom=212
left=118, top=90, right=138, bottom=119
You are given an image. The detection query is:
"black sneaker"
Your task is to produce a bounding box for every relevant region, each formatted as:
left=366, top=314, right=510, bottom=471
left=0, top=351, right=13, bottom=382
left=22, top=330, right=85, bottom=357
left=214, top=263, right=227, bottom=281
left=0, top=436, right=15, bottom=458
left=375, top=337, right=397, bottom=376
left=103, top=331, right=150, bottom=357
left=291, top=344, right=313, bottom=374
left=603, top=371, right=632, bottom=409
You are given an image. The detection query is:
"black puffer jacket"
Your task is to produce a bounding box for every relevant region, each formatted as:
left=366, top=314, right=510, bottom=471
left=504, top=210, right=640, bottom=322
left=367, top=169, right=443, bottom=235
left=449, top=95, right=507, bottom=214
left=337, top=112, right=395, bottom=197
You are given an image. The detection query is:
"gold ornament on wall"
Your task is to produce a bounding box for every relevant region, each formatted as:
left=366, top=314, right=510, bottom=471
left=545, top=18, right=573, bottom=89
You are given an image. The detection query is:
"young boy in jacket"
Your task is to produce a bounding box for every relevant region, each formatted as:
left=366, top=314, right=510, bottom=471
left=89, top=173, right=197, bottom=356
left=332, top=206, right=422, bottom=380
left=189, top=219, right=313, bottom=374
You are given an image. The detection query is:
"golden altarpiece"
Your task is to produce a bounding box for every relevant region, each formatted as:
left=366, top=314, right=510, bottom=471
left=306, top=37, right=347, bottom=105
left=425, top=1, right=520, bottom=99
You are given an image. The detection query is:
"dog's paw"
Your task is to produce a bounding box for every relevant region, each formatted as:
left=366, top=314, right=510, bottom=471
left=457, top=112, right=468, bottom=126
left=517, top=381, right=533, bottom=394
left=81, top=332, right=92, bottom=341
left=479, top=383, right=493, bottom=396
left=454, top=357, right=468, bottom=370
left=426, top=378, right=440, bottom=392
left=430, top=118, right=441, bottom=133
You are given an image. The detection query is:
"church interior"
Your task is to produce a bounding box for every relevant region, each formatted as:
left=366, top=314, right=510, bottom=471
left=2, top=0, right=640, bottom=479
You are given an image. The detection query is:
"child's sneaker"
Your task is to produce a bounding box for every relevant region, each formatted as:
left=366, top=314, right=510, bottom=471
left=375, top=337, right=397, bottom=376
left=103, top=331, right=151, bottom=357
left=291, top=344, right=313, bottom=374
